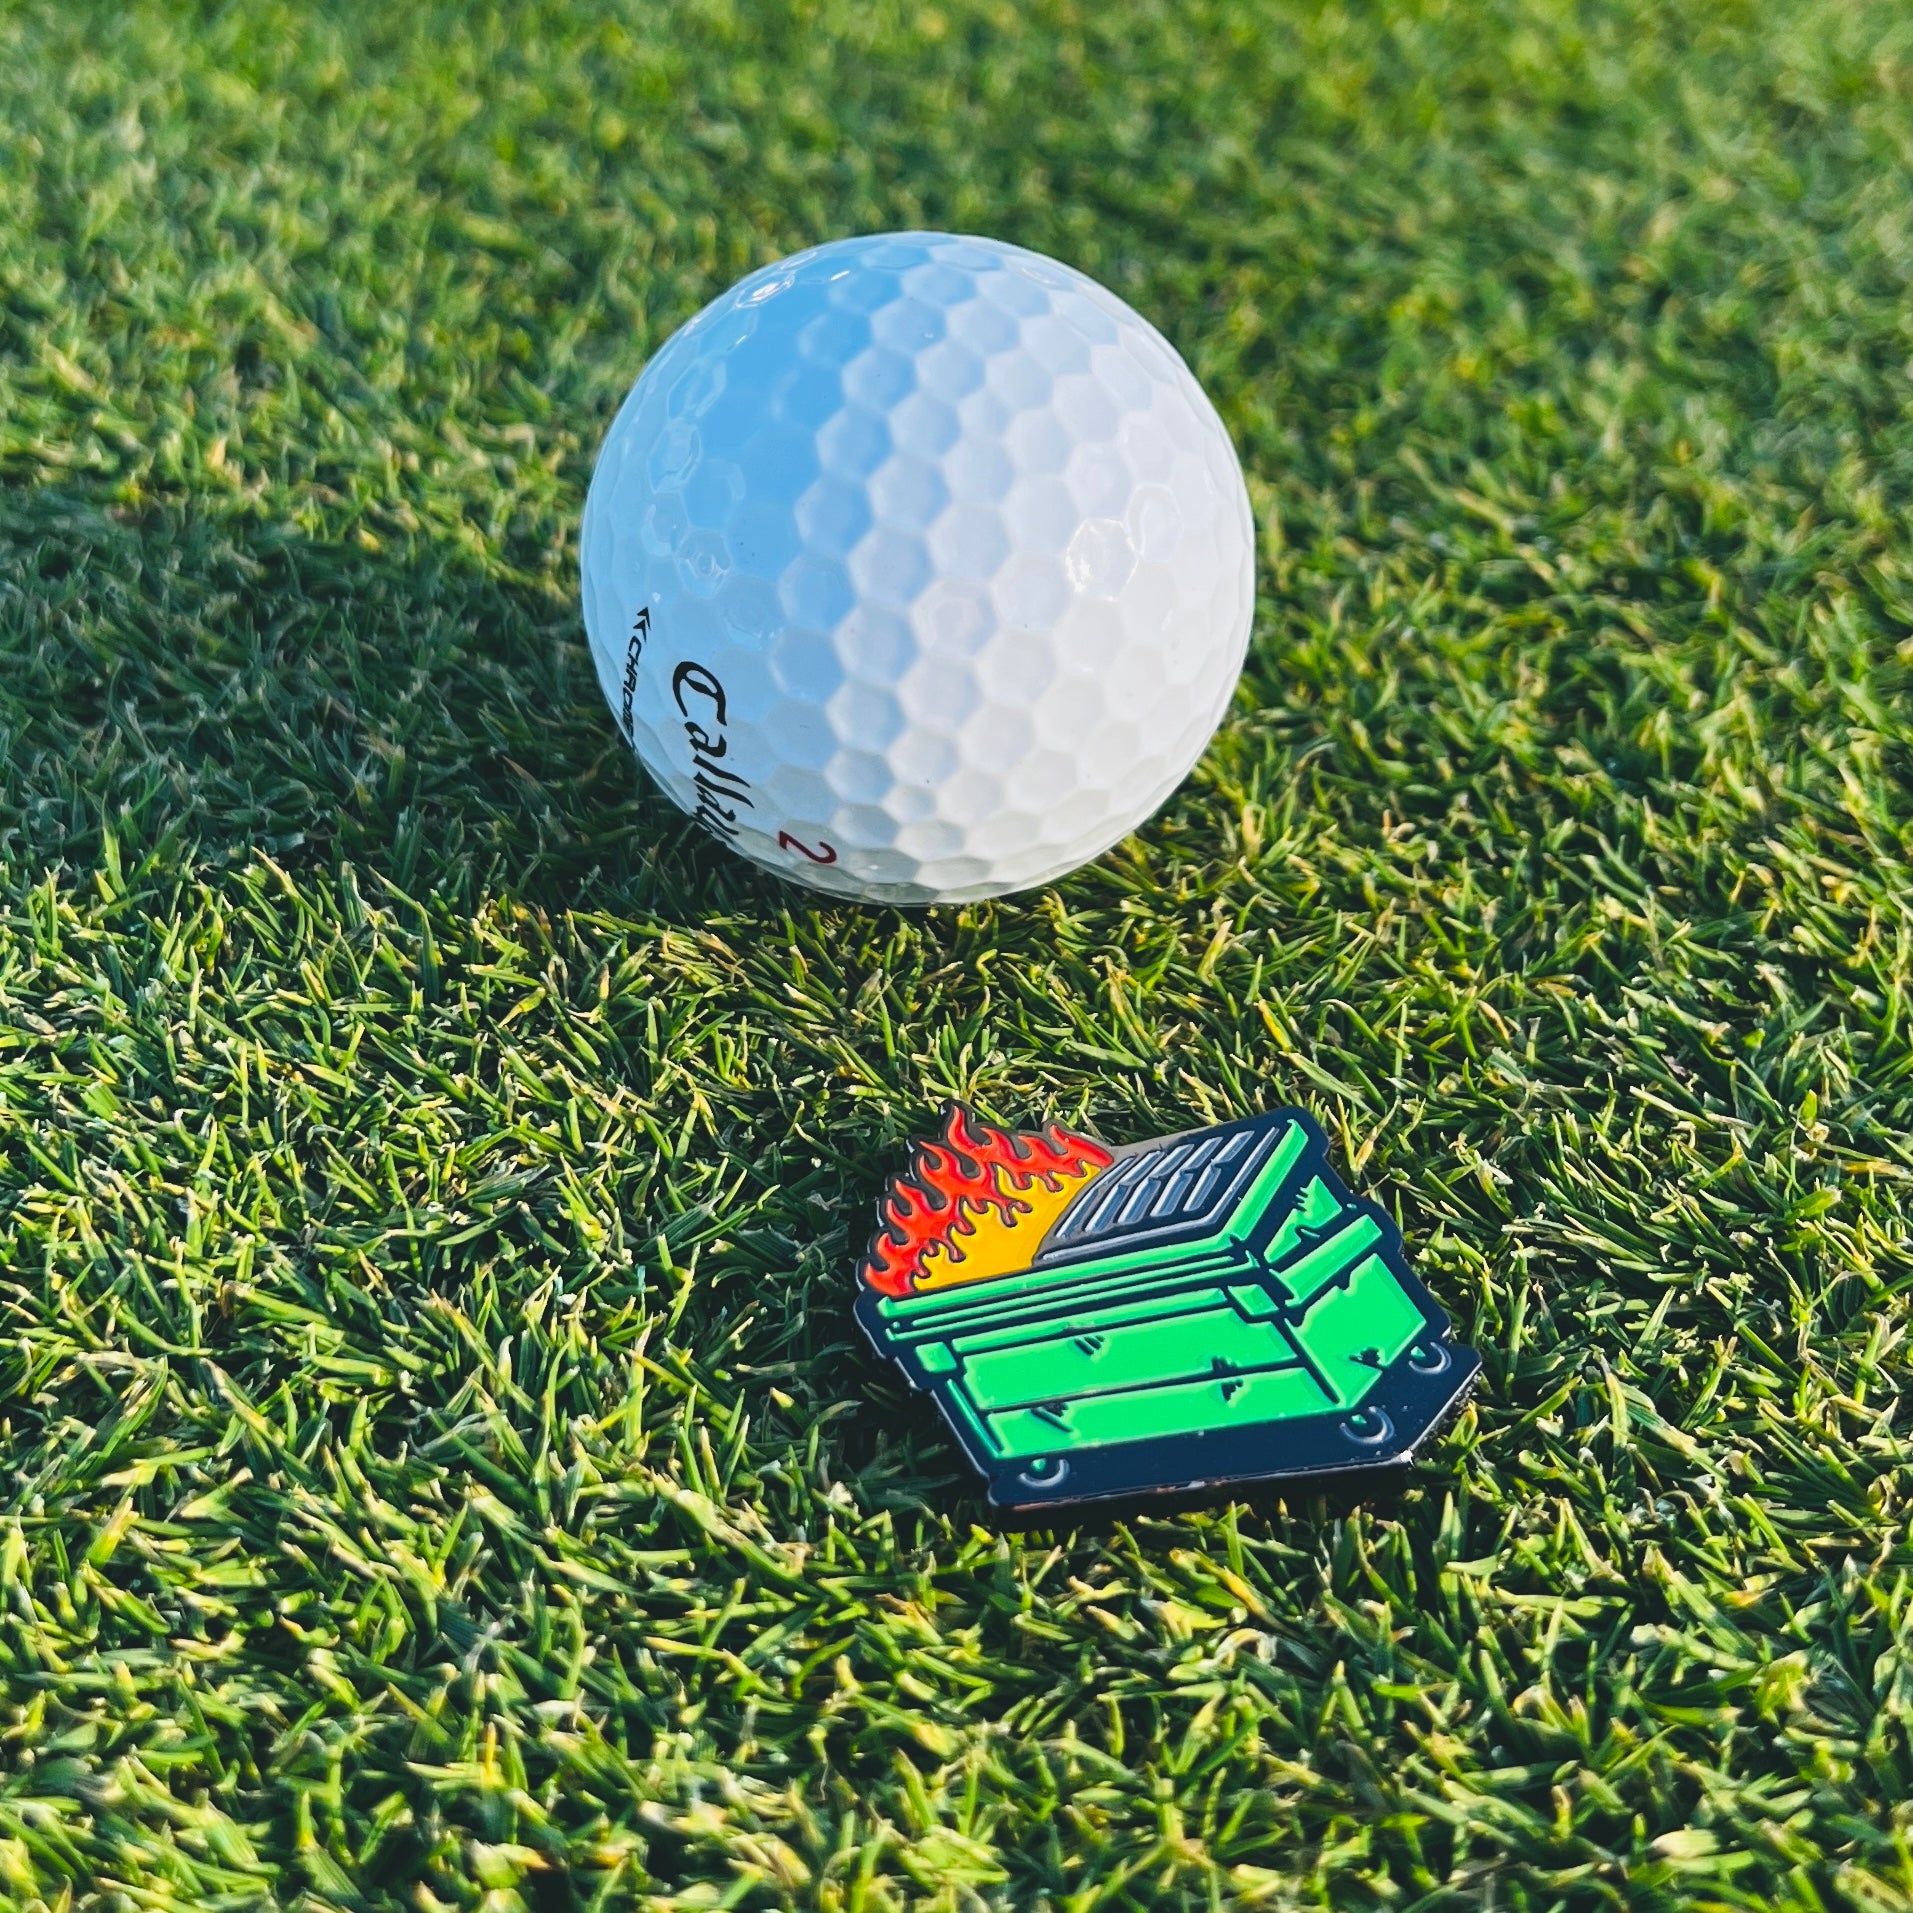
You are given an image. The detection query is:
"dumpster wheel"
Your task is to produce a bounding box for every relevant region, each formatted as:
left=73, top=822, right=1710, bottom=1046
left=1340, top=1406, right=1395, bottom=1447
left=1015, top=1456, right=1071, bottom=1493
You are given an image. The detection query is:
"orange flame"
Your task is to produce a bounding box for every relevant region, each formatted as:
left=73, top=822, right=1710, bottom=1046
left=859, top=1104, right=1113, bottom=1297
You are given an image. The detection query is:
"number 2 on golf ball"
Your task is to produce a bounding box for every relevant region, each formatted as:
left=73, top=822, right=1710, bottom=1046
left=580, top=230, right=1255, bottom=906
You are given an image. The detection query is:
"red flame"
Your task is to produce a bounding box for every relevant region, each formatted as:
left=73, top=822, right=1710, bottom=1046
left=859, top=1103, right=1113, bottom=1297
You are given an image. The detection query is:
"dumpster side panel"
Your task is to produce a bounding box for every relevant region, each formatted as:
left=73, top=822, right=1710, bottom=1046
left=942, top=1282, right=1246, bottom=1358
left=875, top=1245, right=1247, bottom=1343
left=957, top=1303, right=1295, bottom=1411
left=1263, top=1175, right=1347, bottom=1264
left=1275, top=1212, right=1383, bottom=1308
left=932, top=1375, right=1008, bottom=1463
left=986, top=1362, right=1331, bottom=1457
left=1294, top=1252, right=1429, bottom=1408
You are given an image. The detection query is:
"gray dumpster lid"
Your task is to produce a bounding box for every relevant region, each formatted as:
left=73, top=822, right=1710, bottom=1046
left=1033, top=1112, right=1294, bottom=1268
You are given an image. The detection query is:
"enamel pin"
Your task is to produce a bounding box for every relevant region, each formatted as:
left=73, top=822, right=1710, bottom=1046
left=856, top=1105, right=1480, bottom=1513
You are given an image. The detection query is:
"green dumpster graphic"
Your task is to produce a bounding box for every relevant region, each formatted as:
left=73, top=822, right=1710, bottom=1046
left=855, top=1104, right=1480, bottom=1512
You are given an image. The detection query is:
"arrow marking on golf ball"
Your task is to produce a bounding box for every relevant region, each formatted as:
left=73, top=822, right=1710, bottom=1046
left=616, top=607, right=649, bottom=745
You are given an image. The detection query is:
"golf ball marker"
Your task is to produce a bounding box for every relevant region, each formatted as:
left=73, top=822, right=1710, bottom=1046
left=856, top=1106, right=1480, bottom=1512
left=582, top=232, right=1255, bottom=905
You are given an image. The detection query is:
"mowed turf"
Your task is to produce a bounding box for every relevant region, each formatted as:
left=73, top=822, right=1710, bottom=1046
left=1, top=0, right=1911, bottom=1905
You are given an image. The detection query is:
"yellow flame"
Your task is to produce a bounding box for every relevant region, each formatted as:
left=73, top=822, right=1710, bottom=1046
left=912, top=1159, right=1105, bottom=1291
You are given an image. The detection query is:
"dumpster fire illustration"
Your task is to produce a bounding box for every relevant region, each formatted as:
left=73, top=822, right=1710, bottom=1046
left=860, top=1105, right=1114, bottom=1295
left=855, top=1105, right=1480, bottom=1512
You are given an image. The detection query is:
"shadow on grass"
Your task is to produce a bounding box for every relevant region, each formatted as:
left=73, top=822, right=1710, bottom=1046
left=0, top=484, right=792, bottom=932
left=0, top=482, right=936, bottom=1505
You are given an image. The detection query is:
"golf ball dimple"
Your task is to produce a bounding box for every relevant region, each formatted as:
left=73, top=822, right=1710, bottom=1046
left=580, top=231, right=1256, bottom=906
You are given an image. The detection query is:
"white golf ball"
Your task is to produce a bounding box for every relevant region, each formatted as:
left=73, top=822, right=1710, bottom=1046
left=580, top=231, right=1255, bottom=905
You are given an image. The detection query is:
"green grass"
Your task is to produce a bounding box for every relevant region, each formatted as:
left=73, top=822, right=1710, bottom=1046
left=1, top=0, right=1911, bottom=1904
